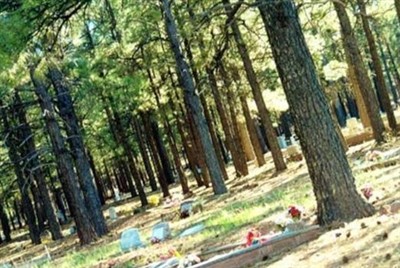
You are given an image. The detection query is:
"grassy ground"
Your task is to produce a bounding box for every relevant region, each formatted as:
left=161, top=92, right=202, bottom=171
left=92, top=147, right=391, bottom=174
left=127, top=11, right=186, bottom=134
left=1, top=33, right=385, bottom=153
left=0, top=138, right=399, bottom=268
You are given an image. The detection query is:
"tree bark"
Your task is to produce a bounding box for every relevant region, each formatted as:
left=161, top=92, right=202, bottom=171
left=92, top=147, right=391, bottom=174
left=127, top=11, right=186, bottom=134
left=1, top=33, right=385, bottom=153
left=225, top=80, right=249, bottom=176
left=141, top=112, right=170, bottom=197
left=107, top=97, right=147, bottom=205
left=150, top=117, right=175, bottom=185
left=14, top=200, right=23, bottom=228
left=133, top=119, right=158, bottom=192
left=222, top=0, right=286, bottom=171
left=29, top=183, right=46, bottom=232
left=208, top=67, right=247, bottom=177
left=357, top=0, right=397, bottom=131
left=240, top=95, right=266, bottom=167
left=161, top=0, right=227, bottom=194
left=30, top=68, right=97, bottom=245
left=385, top=40, right=400, bottom=99
left=1, top=102, right=41, bottom=245
left=169, top=98, right=204, bottom=187
left=395, top=0, right=400, bottom=26
left=375, top=33, right=399, bottom=103
left=333, top=0, right=385, bottom=142
left=48, top=67, right=108, bottom=236
left=0, top=203, right=12, bottom=242
left=259, top=0, right=375, bottom=225
left=347, top=67, right=371, bottom=127
left=87, top=149, right=106, bottom=205
left=103, top=160, right=115, bottom=197
left=6, top=201, right=16, bottom=231
left=13, top=90, right=63, bottom=240
left=186, top=109, right=211, bottom=186
left=182, top=38, right=229, bottom=181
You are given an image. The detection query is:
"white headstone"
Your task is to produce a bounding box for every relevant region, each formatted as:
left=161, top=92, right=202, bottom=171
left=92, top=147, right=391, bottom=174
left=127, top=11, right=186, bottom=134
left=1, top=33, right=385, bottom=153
left=114, top=188, right=121, bottom=201
left=277, top=136, right=287, bottom=149
left=151, top=222, right=171, bottom=241
left=120, top=228, right=143, bottom=252
left=109, top=207, right=118, bottom=221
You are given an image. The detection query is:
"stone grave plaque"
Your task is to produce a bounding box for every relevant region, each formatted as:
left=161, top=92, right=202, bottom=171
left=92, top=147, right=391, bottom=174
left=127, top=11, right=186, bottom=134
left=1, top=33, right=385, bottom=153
left=120, top=228, right=143, bottom=252
left=152, top=222, right=171, bottom=241
left=109, top=207, right=117, bottom=221
left=114, top=188, right=121, bottom=201
left=277, top=136, right=287, bottom=149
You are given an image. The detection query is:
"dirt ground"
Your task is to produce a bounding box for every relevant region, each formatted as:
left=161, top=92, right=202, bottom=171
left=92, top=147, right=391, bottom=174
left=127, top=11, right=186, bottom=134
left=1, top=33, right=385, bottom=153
left=0, top=136, right=399, bottom=268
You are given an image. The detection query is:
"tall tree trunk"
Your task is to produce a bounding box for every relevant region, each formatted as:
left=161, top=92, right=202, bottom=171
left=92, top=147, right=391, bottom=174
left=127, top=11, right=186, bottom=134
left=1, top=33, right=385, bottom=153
left=186, top=109, right=211, bottom=186
left=240, top=95, right=266, bottom=167
left=357, top=0, right=397, bottom=131
left=225, top=79, right=249, bottom=176
left=107, top=98, right=147, bottom=205
left=6, top=201, right=16, bottom=231
left=133, top=119, right=158, bottom=192
left=13, top=91, right=63, bottom=240
left=169, top=98, right=204, bottom=187
left=141, top=112, right=171, bottom=197
left=30, top=68, right=97, bottom=245
left=14, top=200, right=23, bottom=229
left=330, top=103, right=349, bottom=152
left=161, top=0, right=227, bottom=194
left=182, top=39, right=229, bottom=181
left=1, top=102, right=41, bottom=245
left=150, top=116, right=175, bottom=185
left=375, top=32, right=399, bottom=103
left=222, top=0, right=286, bottom=171
left=48, top=67, right=108, bottom=236
left=208, top=67, right=247, bottom=177
left=333, top=1, right=385, bottom=142
left=259, top=0, right=375, bottom=224
left=200, top=96, right=229, bottom=181
left=385, top=40, right=400, bottom=98
left=157, top=111, right=191, bottom=193
left=103, top=160, right=115, bottom=197
left=167, top=71, right=206, bottom=186
left=347, top=67, right=371, bottom=127
left=0, top=204, right=12, bottom=242
left=161, top=120, right=191, bottom=194
left=87, top=149, right=106, bottom=205
left=29, top=183, right=46, bottom=232
left=395, top=0, right=400, bottom=26
left=184, top=8, right=230, bottom=179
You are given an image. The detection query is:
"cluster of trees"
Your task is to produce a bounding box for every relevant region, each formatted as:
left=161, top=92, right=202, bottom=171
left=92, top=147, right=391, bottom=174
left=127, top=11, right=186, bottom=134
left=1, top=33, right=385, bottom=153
left=0, top=0, right=399, bottom=246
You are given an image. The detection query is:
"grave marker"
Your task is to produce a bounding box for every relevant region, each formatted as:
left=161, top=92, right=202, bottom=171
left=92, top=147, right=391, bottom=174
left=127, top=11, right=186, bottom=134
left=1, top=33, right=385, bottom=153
left=109, top=207, right=118, bottom=221
left=120, top=228, right=143, bottom=252
left=152, top=222, right=171, bottom=241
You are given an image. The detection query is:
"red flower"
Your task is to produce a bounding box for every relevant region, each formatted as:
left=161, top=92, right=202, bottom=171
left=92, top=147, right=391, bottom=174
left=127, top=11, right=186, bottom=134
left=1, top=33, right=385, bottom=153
left=246, top=229, right=260, bottom=246
left=288, top=206, right=301, bottom=219
left=361, top=186, right=373, bottom=200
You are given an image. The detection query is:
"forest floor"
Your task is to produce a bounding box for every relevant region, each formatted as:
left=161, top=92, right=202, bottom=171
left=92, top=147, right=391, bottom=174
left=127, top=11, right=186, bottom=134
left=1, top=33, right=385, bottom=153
left=0, top=136, right=400, bottom=268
